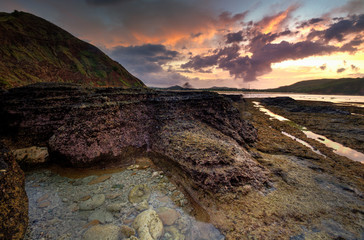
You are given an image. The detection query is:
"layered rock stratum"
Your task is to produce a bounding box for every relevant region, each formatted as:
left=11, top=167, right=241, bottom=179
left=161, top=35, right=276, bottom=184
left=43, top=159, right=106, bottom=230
left=0, top=83, right=269, bottom=192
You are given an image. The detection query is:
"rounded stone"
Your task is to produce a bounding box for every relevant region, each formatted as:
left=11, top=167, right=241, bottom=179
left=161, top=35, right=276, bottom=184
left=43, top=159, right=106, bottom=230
left=128, top=184, right=151, bottom=203
left=133, top=209, right=163, bottom=240
left=79, top=194, right=105, bottom=210
left=82, top=224, right=120, bottom=240
left=157, top=207, right=180, bottom=225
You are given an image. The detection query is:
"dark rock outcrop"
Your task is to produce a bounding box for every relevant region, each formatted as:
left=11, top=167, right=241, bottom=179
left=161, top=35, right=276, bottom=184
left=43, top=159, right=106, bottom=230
left=0, top=83, right=269, bottom=192
left=0, top=143, right=28, bottom=239
left=262, top=97, right=350, bottom=115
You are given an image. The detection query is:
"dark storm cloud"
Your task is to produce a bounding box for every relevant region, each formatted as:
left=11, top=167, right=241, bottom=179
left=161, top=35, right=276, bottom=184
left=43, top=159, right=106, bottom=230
left=225, top=31, right=244, bottom=43
left=297, top=18, right=324, bottom=28
left=320, top=64, right=327, bottom=70
left=308, top=14, right=364, bottom=42
left=111, top=43, right=194, bottom=86
left=111, top=44, right=179, bottom=74
left=182, top=40, right=340, bottom=81
left=337, top=68, right=346, bottom=73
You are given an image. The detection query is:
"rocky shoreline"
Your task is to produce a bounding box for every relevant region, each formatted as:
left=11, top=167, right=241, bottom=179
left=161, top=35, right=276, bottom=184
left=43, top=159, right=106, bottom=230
left=1, top=83, right=363, bottom=239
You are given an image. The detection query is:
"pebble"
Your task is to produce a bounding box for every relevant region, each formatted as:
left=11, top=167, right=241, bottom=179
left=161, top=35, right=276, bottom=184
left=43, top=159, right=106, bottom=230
left=25, top=167, right=224, bottom=239
left=38, top=200, right=51, bottom=208
left=79, top=194, right=105, bottom=210
left=82, top=224, right=120, bottom=240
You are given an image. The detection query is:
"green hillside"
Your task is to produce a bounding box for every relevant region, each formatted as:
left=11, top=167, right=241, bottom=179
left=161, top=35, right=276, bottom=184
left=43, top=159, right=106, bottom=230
left=0, top=11, right=145, bottom=89
left=269, top=78, right=364, bottom=95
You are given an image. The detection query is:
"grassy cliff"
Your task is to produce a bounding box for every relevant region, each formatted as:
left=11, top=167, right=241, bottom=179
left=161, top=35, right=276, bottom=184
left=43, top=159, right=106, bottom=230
left=0, top=11, right=145, bottom=89
left=269, top=78, right=364, bottom=95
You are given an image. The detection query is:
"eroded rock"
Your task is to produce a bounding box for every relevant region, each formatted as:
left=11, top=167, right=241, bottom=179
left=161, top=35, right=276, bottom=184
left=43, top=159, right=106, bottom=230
left=133, top=209, right=163, bottom=240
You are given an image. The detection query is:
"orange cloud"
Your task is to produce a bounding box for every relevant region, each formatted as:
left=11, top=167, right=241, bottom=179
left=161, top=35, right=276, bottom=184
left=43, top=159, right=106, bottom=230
left=259, top=5, right=299, bottom=34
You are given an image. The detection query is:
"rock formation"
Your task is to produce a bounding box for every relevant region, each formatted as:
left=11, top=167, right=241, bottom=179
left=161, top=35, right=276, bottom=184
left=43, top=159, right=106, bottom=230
left=0, top=83, right=269, bottom=192
left=0, top=143, right=28, bottom=239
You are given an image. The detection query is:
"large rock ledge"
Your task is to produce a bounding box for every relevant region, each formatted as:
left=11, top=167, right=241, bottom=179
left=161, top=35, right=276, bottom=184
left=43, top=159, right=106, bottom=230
left=0, top=83, right=269, bottom=192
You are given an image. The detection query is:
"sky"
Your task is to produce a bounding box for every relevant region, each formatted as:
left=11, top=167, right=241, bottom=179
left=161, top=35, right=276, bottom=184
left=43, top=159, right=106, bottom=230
left=1, top=0, right=364, bottom=89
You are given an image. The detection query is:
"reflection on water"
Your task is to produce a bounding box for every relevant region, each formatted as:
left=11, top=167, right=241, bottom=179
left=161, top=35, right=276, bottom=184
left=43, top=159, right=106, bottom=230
left=254, top=102, right=364, bottom=163
left=303, top=131, right=364, bottom=163
left=218, top=91, right=364, bottom=106
left=282, top=132, right=325, bottom=157
left=24, top=167, right=224, bottom=240
left=253, top=101, right=290, bottom=121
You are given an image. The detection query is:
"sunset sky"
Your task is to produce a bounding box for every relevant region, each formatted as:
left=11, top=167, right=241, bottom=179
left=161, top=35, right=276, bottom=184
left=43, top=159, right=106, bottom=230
left=1, top=0, right=363, bottom=88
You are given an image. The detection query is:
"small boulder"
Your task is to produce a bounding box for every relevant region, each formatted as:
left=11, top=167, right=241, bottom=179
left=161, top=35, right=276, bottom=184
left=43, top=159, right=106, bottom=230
left=79, top=194, right=105, bottom=210
left=133, top=209, right=163, bottom=240
left=82, top=224, right=120, bottom=240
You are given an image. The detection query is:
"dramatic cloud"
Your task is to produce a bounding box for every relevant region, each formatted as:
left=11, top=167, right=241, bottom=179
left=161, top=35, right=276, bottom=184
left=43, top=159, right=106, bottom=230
left=110, top=44, right=195, bottom=86
left=111, top=44, right=179, bottom=74
left=337, top=68, right=346, bottom=73
left=1, top=0, right=363, bottom=87
left=183, top=39, right=341, bottom=81
left=308, top=14, right=364, bottom=42
left=219, top=11, right=248, bottom=25
left=297, top=18, right=324, bottom=29
left=255, top=4, right=299, bottom=34
left=226, top=31, right=244, bottom=43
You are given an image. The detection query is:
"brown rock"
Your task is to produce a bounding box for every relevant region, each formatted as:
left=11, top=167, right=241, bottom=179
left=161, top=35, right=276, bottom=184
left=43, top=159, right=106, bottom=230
left=0, top=145, right=28, bottom=239
left=157, top=207, right=181, bottom=225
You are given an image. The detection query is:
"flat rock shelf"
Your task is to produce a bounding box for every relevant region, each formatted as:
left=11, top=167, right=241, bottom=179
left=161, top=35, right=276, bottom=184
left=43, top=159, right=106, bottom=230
left=24, top=165, right=224, bottom=240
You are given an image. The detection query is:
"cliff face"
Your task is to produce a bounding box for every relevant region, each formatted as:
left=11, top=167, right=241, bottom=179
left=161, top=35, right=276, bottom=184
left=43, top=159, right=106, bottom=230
left=0, top=11, right=145, bottom=89
left=0, top=83, right=269, bottom=192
